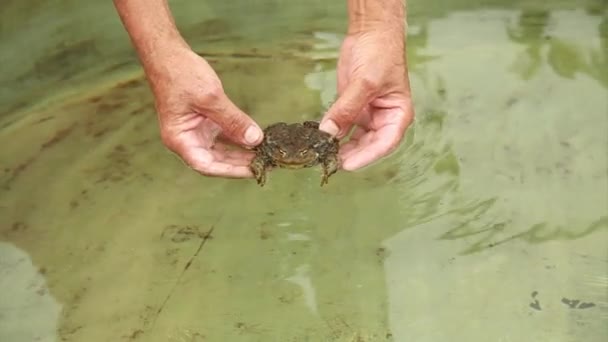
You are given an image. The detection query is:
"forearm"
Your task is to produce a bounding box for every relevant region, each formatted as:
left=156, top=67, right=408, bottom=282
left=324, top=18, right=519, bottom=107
left=113, top=0, right=189, bottom=70
left=347, top=0, right=406, bottom=34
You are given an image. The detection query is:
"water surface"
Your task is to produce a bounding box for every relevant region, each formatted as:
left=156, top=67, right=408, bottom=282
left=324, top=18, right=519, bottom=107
left=1, top=1, right=607, bottom=341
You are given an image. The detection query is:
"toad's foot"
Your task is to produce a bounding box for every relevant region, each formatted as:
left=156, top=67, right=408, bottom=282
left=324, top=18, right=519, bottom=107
left=320, top=156, right=340, bottom=186
left=250, top=157, right=268, bottom=187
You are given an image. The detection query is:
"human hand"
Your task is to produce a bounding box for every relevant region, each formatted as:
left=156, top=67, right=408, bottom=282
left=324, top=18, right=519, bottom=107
left=319, top=27, right=415, bottom=171
left=145, top=47, right=264, bottom=177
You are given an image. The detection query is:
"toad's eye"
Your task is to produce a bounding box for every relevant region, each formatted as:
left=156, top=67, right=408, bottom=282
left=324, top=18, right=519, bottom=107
left=278, top=149, right=287, bottom=156
left=299, top=149, right=309, bottom=156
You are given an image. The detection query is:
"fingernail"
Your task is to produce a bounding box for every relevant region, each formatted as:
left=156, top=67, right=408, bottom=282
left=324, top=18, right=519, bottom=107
left=319, top=119, right=339, bottom=136
left=245, top=125, right=262, bottom=145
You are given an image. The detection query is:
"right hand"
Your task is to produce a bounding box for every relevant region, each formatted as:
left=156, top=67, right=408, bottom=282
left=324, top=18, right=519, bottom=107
left=145, top=47, right=264, bottom=178
left=319, top=27, right=414, bottom=171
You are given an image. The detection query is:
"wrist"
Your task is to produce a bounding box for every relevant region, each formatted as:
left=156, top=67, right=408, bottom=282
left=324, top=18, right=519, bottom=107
left=137, top=33, right=191, bottom=77
left=113, top=0, right=190, bottom=73
left=347, top=0, right=406, bottom=35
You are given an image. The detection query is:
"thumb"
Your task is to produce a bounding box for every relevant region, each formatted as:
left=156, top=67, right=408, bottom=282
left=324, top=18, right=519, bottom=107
left=320, top=80, right=374, bottom=138
left=198, top=93, right=263, bottom=147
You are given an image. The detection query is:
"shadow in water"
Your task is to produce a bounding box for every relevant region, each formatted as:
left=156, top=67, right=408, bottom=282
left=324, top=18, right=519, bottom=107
left=506, top=7, right=608, bottom=87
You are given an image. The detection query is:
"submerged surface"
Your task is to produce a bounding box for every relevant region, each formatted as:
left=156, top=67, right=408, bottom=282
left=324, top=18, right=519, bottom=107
left=1, top=0, right=607, bottom=341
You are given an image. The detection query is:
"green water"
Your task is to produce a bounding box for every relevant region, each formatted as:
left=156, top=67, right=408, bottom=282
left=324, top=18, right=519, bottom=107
left=1, top=0, right=607, bottom=341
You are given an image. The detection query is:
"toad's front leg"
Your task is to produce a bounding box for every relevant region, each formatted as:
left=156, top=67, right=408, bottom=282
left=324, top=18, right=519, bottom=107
left=250, top=156, right=269, bottom=187
left=320, top=155, right=340, bottom=186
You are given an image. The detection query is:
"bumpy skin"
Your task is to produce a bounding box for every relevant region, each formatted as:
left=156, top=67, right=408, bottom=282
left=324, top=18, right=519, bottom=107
left=250, top=121, right=340, bottom=187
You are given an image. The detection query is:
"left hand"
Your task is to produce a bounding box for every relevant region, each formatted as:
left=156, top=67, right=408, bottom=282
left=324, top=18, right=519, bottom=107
left=319, top=28, right=415, bottom=171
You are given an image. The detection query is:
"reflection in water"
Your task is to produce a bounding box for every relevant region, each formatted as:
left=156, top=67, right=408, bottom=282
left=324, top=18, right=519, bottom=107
left=0, top=242, right=61, bottom=342
left=396, top=8, right=608, bottom=258
left=507, top=8, right=608, bottom=87
left=0, top=3, right=607, bottom=342
left=285, top=264, right=319, bottom=315
left=506, top=9, right=550, bottom=80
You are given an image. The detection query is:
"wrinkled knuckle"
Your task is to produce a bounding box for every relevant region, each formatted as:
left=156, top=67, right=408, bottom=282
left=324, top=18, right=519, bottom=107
left=359, top=77, right=379, bottom=93
left=334, top=104, right=359, bottom=123
left=222, top=114, right=246, bottom=136
left=334, top=112, right=354, bottom=125
left=198, top=83, right=223, bottom=104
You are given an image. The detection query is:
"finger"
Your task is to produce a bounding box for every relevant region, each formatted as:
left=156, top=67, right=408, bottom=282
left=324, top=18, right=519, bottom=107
left=171, top=139, right=254, bottom=178
left=215, top=131, right=258, bottom=150
left=210, top=143, right=256, bottom=166
left=336, top=126, right=366, bottom=163
left=194, top=117, right=223, bottom=149
left=338, top=141, right=358, bottom=162
left=339, top=134, right=376, bottom=167
left=340, top=132, right=395, bottom=171
left=320, top=80, right=375, bottom=138
left=341, top=108, right=412, bottom=171
left=350, top=126, right=368, bottom=140
left=194, top=92, right=263, bottom=148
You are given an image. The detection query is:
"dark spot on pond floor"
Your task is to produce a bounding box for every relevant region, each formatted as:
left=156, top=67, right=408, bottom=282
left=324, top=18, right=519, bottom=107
left=81, top=93, right=154, bottom=138
left=92, top=129, right=109, bottom=139
left=383, top=167, right=399, bottom=181
left=3, top=157, right=35, bottom=190
left=259, top=227, right=272, bottom=240
left=32, top=39, right=99, bottom=81
left=96, top=101, right=126, bottom=113
left=113, top=78, right=145, bottom=90
left=561, top=297, right=596, bottom=309
left=102, top=60, right=136, bottom=74
left=69, top=189, right=91, bottom=210
left=32, top=116, right=55, bottom=125
left=375, top=247, right=390, bottom=264
left=130, top=104, right=152, bottom=117
left=41, top=124, right=76, bottom=150
left=88, top=96, right=103, bottom=104
left=140, top=172, right=154, bottom=182
left=12, top=221, right=27, bottom=232
left=233, top=321, right=264, bottom=334
left=69, top=200, right=79, bottom=210
left=58, top=283, right=90, bottom=340
left=3, top=122, right=78, bottom=189
left=2, top=221, right=26, bottom=238
left=58, top=324, right=83, bottom=341
left=125, top=329, right=144, bottom=340
left=188, top=18, right=233, bottom=38
left=161, top=224, right=209, bottom=243
left=529, top=300, right=542, bottom=311
left=90, top=144, right=134, bottom=184
left=528, top=290, right=543, bottom=311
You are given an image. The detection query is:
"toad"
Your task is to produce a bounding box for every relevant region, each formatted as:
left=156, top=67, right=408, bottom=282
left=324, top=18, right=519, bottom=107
left=250, top=121, right=340, bottom=187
